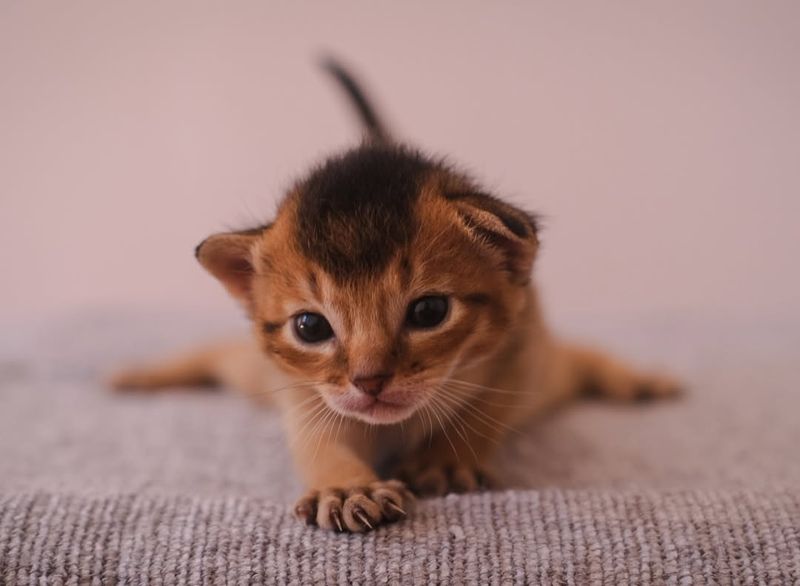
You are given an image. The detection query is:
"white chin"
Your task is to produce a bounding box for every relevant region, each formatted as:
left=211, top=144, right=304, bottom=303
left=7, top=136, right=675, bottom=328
left=349, top=401, right=416, bottom=425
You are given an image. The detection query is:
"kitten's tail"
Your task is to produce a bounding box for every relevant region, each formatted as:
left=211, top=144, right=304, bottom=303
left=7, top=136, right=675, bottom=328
left=320, top=56, right=391, bottom=144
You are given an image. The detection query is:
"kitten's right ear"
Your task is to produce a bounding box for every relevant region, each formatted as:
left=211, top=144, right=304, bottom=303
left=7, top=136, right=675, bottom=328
left=446, top=192, right=540, bottom=285
left=195, top=232, right=259, bottom=305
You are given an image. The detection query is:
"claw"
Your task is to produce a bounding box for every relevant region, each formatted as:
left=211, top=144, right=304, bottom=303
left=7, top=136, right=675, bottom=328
left=331, top=510, right=344, bottom=532
left=354, top=509, right=373, bottom=529
left=295, top=504, right=316, bottom=526
left=385, top=501, right=406, bottom=517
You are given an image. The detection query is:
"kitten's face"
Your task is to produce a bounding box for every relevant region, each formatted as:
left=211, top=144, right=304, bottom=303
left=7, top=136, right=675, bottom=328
left=196, top=146, right=538, bottom=425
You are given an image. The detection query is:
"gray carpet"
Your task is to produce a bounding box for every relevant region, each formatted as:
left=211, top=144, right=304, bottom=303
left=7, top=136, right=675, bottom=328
left=3, top=491, right=799, bottom=585
left=1, top=310, right=799, bottom=584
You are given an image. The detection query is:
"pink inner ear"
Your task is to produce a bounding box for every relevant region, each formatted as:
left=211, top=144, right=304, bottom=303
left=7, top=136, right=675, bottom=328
left=457, top=209, right=519, bottom=247
left=196, top=232, right=259, bottom=305
left=226, top=257, right=253, bottom=275
left=456, top=208, right=537, bottom=284
left=220, top=256, right=254, bottom=300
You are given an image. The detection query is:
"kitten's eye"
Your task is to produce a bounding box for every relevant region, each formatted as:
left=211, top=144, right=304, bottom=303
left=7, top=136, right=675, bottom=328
left=293, top=312, right=334, bottom=343
left=406, top=296, right=449, bottom=329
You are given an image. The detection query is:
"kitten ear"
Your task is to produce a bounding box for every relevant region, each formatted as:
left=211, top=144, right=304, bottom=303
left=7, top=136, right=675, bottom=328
left=195, top=231, right=259, bottom=304
left=447, top=192, right=539, bottom=284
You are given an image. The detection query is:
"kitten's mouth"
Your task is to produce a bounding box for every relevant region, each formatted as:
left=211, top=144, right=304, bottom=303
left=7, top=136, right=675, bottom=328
left=334, top=393, right=418, bottom=424
left=359, top=399, right=414, bottom=423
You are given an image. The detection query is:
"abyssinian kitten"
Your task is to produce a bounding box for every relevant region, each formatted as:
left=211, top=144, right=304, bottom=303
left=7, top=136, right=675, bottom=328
left=113, top=59, right=680, bottom=533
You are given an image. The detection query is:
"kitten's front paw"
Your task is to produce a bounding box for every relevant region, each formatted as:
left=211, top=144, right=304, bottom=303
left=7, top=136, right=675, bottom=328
left=397, top=462, right=495, bottom=497
left=294, top=480, right=415, bottom=533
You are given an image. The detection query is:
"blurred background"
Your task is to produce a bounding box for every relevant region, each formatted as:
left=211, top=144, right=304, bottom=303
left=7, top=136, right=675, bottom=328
left=1, top=2, right=799, bottom=353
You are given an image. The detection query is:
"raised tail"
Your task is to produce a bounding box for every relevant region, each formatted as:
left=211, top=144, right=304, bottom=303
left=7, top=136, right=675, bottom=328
left=320, top=56, right=391, bottom=144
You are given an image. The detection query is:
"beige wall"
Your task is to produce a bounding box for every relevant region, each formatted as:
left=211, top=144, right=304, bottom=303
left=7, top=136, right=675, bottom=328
left=2, top=2, right=799, bottom=327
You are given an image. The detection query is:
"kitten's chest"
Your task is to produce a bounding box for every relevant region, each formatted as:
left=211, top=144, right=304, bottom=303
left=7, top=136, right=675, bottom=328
left=365, top=420, right=426, bottom=474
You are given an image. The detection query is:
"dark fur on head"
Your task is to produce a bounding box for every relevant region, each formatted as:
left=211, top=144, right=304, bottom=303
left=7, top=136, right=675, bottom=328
left=295, top=145, right=438, bottom=281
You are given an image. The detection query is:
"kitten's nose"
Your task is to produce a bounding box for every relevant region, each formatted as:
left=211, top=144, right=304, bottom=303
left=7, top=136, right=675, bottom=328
left=351, top=373, right=393, bottom=397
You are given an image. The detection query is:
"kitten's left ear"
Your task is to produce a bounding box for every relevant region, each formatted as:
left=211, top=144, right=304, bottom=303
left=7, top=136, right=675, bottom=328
left=195, top=231, right=260, bottom=306
left=447, top=192, right=539, bottom=285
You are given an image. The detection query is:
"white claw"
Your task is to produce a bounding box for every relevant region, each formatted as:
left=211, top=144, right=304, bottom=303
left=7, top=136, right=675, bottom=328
left=331, top=511, right=344, bottom=532
left=386, top=501, right=407, bottom=516
left=354, top=510, right=373, bottom=529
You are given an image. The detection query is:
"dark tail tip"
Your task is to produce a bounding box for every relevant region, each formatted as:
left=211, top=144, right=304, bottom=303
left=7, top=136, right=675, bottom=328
left=319, top=55, right=391, bottom=144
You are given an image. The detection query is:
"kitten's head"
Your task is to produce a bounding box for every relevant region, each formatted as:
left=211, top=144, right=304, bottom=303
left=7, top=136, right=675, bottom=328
left=196, top=144, right=538, bottom=424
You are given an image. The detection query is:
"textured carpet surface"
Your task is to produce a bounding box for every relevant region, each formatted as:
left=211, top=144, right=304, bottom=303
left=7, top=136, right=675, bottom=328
left=1, top=311, right=799, bottom=584
left=2, top=491, right=799, bottom=585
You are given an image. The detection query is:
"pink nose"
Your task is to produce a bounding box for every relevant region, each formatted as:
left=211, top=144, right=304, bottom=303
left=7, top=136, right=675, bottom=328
left=351, top=374, right=392, bottom=397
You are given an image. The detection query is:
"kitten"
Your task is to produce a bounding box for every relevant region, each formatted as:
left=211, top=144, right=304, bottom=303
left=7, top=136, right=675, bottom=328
left=112, top=58, right=680, bottom=533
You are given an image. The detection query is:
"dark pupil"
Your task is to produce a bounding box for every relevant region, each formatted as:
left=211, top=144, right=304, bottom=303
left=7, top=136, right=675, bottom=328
left=407, top=296, right=448, bottom=328
left=294, top=313, right=333, bottom=343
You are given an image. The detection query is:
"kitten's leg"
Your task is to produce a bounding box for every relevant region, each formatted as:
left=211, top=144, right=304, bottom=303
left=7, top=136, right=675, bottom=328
left=286, top=404, right=414, bottom=533
left=557, top=343, right=682, bottom=401
left=395, top=342, right=682, bottom=497
left=109, top=339, right=267, bottom=396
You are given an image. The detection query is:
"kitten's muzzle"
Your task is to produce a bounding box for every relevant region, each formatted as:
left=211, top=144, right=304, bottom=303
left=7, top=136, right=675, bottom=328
left=351, top=373, right=393, bottom=397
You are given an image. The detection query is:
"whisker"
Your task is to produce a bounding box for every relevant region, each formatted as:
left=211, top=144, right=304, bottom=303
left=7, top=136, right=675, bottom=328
left=287, top=397, right=326, bottom=426
left=289, top=396, right=326, bottom=427
left=291, top=401, right=329, bottom=449
left=439, top=383, right=521, bottom=408
left=312, top=409, right=338, bottom=462
left=435, top=391, right=506, bottom=447
left=333, top=409, right=346, bottom=445
left=429, top=393, right=478, bottom=463
left=268, top=380, right=321, bottom=392
left=420, top=403, right=434, bottom=446
left=283, top=393, right=324, bottom=417
left=437, top=387, right=520, bottom=436
left=438, top=378, right=528, bottom=396
left=426, top=392, right=459, bottom=462
left=432, top=397, right=480, bottom=463
left=300, top=401, right=335, bottom=452
left=258, top=380, right=325, bottom=396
